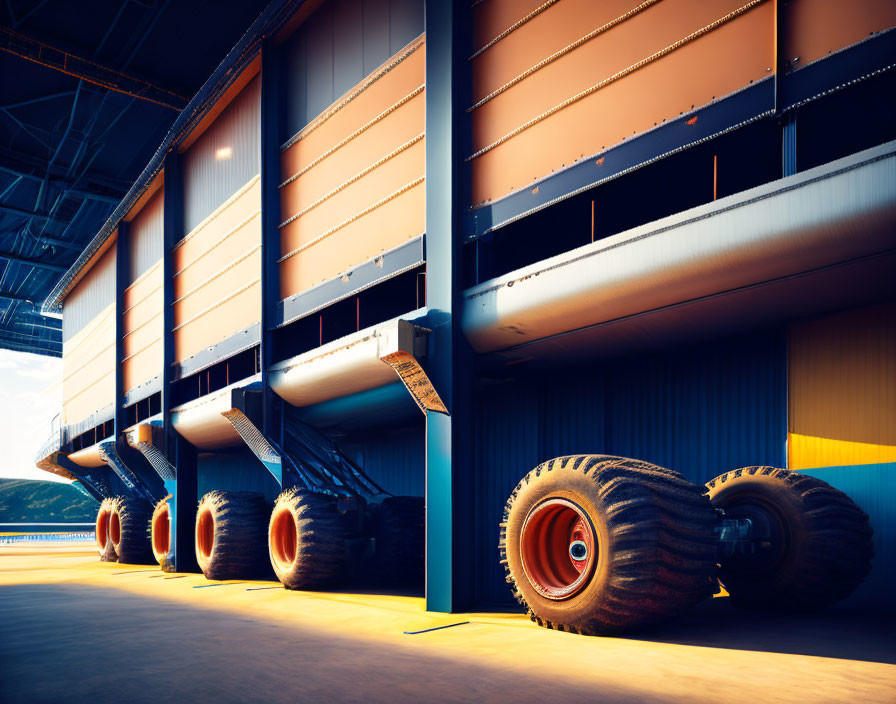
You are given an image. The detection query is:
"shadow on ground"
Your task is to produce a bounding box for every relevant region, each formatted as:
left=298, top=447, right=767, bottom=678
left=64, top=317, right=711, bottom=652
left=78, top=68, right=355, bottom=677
left=627, top=597, right=896, bottom=665
left=0, top=583, right=627, bottom=704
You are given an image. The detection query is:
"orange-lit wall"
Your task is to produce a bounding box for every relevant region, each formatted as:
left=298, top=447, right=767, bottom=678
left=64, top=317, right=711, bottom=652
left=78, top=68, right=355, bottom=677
left=469, top=0, right=775, bottom=205
left=781, top=0, right=896, bottom=70
left=172, top=177, right=261, bottom=363
left=278, top=35, right=426, bottom=300
left=62, top=243, right=117, bottom=430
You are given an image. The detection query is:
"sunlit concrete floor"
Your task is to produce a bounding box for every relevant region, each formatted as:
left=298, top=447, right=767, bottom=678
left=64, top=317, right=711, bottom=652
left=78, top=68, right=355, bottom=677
left=1, top=544, right=894, bottom=703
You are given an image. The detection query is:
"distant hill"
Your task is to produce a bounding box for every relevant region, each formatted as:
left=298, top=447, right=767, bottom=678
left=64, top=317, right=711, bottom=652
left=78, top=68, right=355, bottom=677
left=0, top=478, right=98, bottom=523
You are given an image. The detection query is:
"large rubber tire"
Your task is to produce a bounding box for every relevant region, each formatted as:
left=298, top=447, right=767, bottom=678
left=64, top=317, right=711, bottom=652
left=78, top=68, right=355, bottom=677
left=375, top=496, right=424, bottom=588
left=96, top=498, right=118, bottom=562
left=195, top=491, right=269, bottom=580
left=151, top=499, right=171, bottom=567
left=706, top=467, right=873, bottom=610
left=268, top=488, right=345, bottom=590
left=109, top=496, right=154, bottom=564
left=502, top=455, right=718, bottom=635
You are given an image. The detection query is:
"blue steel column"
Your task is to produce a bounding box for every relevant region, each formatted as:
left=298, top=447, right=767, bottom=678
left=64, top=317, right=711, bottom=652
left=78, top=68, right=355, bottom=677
left=424, top=0, right=474, bottom=612
left=260, top=40, right=281, bottom=443
left=162, top=151, right=198, bottom=572
left=114, top=220, right=129, bottom=439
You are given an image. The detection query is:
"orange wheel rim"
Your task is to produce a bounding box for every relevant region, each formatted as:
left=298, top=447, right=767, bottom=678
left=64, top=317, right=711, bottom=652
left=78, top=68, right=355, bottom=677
left=152, top=504, right=170, bottom=562
left=520, top=498, right=597, bottom=600
left=269, top=508, right=297, bottom=573
left=196, top=508, right=215, bottom=562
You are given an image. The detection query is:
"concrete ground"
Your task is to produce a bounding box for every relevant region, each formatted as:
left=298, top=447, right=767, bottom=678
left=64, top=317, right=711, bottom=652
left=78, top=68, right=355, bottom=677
left=1, top=544, right=894, bottom=703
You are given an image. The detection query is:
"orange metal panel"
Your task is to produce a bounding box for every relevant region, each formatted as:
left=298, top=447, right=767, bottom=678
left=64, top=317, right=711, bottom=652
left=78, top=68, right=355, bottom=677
left=280, top=138, right=425, bottom=253
left=472, top=0, right=548, bottom=54
left=174, top=249, right=261, bottom=324
left=280, top=38, right=425, bottom=183
left=788, top=302, right=896, bottom=470
left=472, top=0, right=650, bottom=105
left=279, top=180, right=424, bottom=298
left=280, top=91, right=424, bottom=220
left=123, top=340, right=162, bottom=393
left=783, top=0, right=896, bottom=70
left=174, top=179, right=260, bottom=276
left=470, top=0, right=773, bottom=204
left=174, top=281, right=261, bottom=363
left=62, top=302, right=116, bottom=428
left=171, top=176, right=261, bottom=364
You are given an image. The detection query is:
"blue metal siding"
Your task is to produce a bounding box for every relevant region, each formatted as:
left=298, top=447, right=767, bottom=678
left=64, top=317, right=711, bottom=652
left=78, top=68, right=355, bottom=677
left=473, top=331, right=787, bottom=605
left=341, top=421, right=425, bottom=497
left=282, top=0, right=424, bottom=141
left=197, top=449, right=280, bottom=504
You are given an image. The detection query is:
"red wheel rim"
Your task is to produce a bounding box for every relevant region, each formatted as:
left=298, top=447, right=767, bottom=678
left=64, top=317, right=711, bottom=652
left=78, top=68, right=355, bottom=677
left=96, top=509, right=109, bottom=553
left=109, top=510, right=121, bottom=548
left=152, top=504, right=170, bottom=562
left=269, top=508, right=297, bottom=572
left=196, top=508, right=214, bottom=561
left=520, top=498, right=597, bottom=600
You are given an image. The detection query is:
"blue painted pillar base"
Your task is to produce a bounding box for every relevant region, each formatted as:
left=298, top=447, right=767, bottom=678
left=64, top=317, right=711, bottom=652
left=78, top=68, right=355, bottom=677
left=169, top=435, right=198, bottom=573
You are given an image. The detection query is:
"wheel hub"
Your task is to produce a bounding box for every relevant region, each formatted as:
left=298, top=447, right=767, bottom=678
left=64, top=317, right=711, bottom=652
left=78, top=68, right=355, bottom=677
left=520, top=498, right=597, bottom=600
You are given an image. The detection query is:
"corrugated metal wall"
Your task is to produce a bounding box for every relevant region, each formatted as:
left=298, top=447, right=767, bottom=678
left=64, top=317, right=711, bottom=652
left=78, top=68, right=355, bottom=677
left=341, top=421, right=425, bottom=496
left=789, top=302, right=896, bottom=469
left=282, top=0, right=423, bottom=140
left=174, top=74, right=262, bottom=364
left=468, top=0, right=775, bottom=205
left=473, top=331, right=787, bottom=604
left=62, top=242, right=118, bottom=432
left=183, top=74, right=260, bottom=234
left=197, top=450, right=281, bottom=504
left=128, top=187, right=163, bottom=284
left=279, top=5, right=426, bottom=301
left=62, top=240, right=117, bottom=343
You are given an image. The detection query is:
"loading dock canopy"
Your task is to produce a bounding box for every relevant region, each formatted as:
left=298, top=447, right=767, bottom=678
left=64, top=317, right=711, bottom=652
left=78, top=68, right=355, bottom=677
left=463, top=140, right=896, bottom=365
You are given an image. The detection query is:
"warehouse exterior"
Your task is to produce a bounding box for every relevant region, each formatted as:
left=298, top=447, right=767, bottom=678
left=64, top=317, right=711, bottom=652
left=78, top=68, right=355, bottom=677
left=35, top=0, right=895, bottom=620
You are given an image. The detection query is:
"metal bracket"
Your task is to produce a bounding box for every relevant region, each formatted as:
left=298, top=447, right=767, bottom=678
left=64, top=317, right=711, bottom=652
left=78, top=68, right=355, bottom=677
left=98, top=440, right=157, bottom=504
left=125, top=421, right=176, bottom=483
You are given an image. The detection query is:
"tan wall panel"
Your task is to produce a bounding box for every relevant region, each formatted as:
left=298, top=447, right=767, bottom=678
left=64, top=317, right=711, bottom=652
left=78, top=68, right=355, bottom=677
left=783, top=0, right=896, bottom=69
left=280, top=180, right=424, bottom=298
left=172, top=176, right=261, bottom=363
left=472, top=0, right=547, bottom=53
left=174, top=281, right=261, bottom=363
left=473, top=0, right=651, bottom=104
left=280, top=92, right=424, bottom=219
left=470, top=1, right=773, bottom=204
left=174, top=249, right=261, bottom=324
left=281, top=139, right=425, bottom=254
left=281, top=38, right=425, bottom=183
left=124, top=340, right=162, bottom=393
left=175, top=178, right=260, bottom=275
left=63, top=303, right=115, bottom=428
left=788, top=302, right=896, bottom=470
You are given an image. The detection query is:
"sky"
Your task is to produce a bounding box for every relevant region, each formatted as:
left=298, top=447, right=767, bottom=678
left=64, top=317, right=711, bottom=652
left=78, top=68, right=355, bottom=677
left=0, top=348, right=67, bottom=484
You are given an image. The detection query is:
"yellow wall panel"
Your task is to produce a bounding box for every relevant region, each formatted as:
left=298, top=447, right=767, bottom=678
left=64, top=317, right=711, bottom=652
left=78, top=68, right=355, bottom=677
left=788, top=302, right=896, bottom=470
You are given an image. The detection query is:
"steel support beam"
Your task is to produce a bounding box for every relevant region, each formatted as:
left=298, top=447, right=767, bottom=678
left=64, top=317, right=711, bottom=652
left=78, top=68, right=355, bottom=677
left=162, top=150, right=198, bottom=572
left=0, top=251, right=66, bottom=272
left=0, top=26, right=187, bottom=111
left=260, top=39, right=281, bottom=442
left=423, top=0, right=474, bottom=613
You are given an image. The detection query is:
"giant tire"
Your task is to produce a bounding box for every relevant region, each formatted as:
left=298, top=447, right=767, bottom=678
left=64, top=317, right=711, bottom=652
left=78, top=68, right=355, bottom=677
left=375, top=496, right=424, bottom=588
left=501, top=455, right=718, bottom=635
left=195, top=491, right=269, bottom=580
left=268, top=488, right=345, bottom=589
left=109, top=496, right=154, bottom=564
left=96, top=498, right=118, bottom=562
left=151, top=499, right=171, bottom=567
left=706, top=467, right=873, bottom=610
